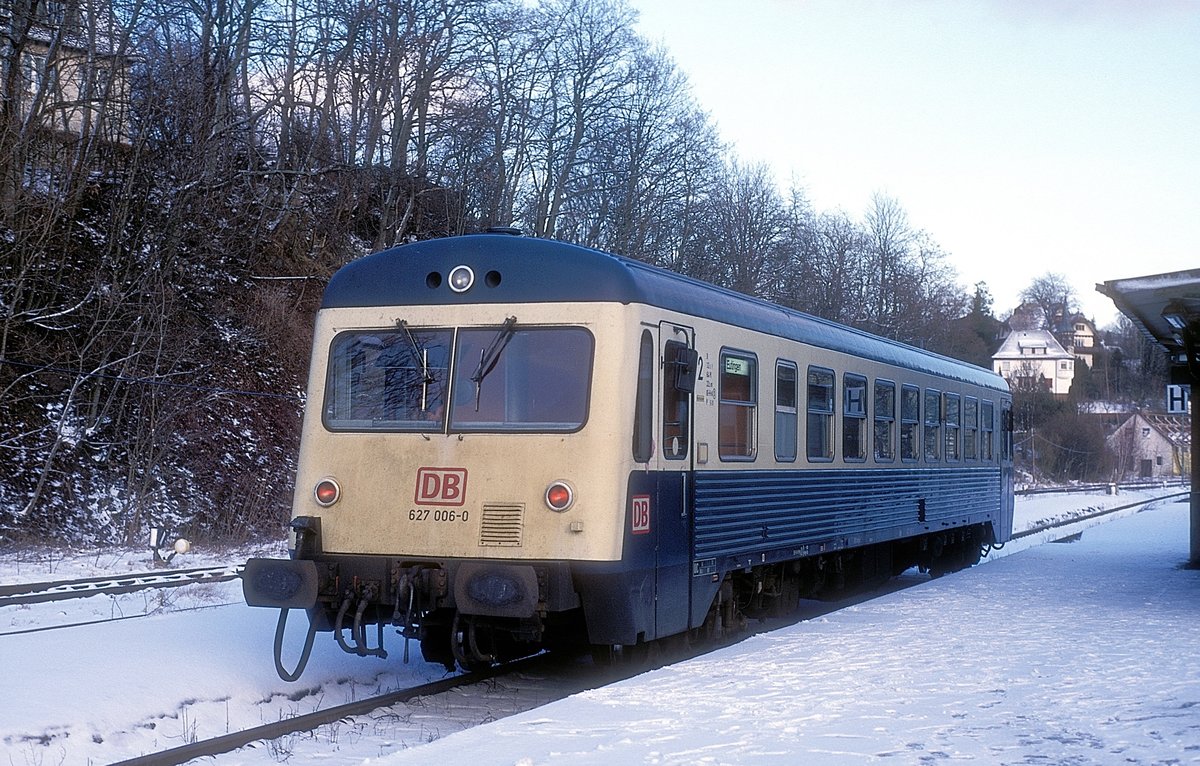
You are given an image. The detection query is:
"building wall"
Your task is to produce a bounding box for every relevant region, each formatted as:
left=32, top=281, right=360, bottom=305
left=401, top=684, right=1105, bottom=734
left=992, top=330, right=1074, bottom=396
left=1106, top=413, right=1189, bottom=479
left=2, top=1, right=130, bottom=143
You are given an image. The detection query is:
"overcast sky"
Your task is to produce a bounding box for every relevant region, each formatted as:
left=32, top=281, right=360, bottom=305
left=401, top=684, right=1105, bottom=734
left=627, top=0, right=1199, bottom=326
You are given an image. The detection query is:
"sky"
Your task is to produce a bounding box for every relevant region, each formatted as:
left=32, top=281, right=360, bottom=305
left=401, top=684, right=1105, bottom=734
left=626, top=0, right=1200, bottom=327
left=1, top=490, right=1192, bottom=763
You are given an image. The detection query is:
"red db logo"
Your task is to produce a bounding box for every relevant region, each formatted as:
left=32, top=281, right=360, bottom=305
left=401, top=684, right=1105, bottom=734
left=631, top=495, right=651, bottom=535
left=414, top=467, right=468, bottom=506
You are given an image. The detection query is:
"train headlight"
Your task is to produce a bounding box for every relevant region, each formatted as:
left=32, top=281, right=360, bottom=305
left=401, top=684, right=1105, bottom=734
left=314, top=478, right=341, bottom=507
left=448, top=265, right=475, bottom=293
left=545, top=481, right=574, bottom=512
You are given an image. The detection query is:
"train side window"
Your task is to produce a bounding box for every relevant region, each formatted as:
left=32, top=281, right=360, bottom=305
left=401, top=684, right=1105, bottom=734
left=1001, top=400, right=1014, bottom=460
left=632, top=330, right=654, bottom=462
left=923, top=389, right=942, bottom=461
left=963, top=396, right=979, bottom=461
left=874, top=380, right=896, bottom=462
left=843, top=373, right=867, bottom=462
left=900, top=384, right=920, bottom=461
left=981, top=400, right=995, bottom=461
left=719, top=350, right=757, bottom=460
left=662, top=340, right=691, bottom=460
left=807, top=366, right=834, bottom=461
left=944, top=393, right=960, bottom=461
left=775, top=360, right=798, bottom=462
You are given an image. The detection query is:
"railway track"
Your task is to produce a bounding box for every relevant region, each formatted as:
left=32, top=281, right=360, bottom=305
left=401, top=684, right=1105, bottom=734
left=109, top=652, right=589, bottom=766
left=0, top=565, right=243, bottom=608
left=1011, top=489, right=1189, bottom=541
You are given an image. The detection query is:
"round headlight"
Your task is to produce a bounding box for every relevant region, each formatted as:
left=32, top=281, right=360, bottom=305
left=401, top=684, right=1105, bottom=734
left=448, top=265, right=475, bottom=293
left=314, top=478, right=341, bottom=507
left=545, top=481, right=574, bottom=512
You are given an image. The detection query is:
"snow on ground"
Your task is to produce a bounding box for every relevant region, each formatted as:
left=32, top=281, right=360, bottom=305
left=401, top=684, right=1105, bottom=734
left=379, top=494, right=1200, bottom=766
left=0, top=488, right=1195, bottom=765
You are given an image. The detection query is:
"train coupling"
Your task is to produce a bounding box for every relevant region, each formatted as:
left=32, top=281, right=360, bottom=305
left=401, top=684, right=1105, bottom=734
left=242, top=558, right=319, bottom=609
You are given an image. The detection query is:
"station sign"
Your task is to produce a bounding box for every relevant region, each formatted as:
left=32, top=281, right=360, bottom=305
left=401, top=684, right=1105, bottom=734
left=1166, top=384, right=1191, bottom=414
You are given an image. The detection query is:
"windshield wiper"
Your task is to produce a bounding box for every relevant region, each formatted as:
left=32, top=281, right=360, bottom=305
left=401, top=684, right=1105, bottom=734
left=397, top=319, right=434, bottom=412
left=470, top=316, right=517, bottom=411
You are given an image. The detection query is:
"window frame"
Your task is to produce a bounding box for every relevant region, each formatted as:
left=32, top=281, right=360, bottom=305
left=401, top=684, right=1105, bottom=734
left=632, top=330, right=655, bottom=462
left=873, top=379, right=896, bottom=462
left=718, top=348, right=758, bottom=461
left=842, top=373, right=868, bottom=463
left=774, top=359, right=799, bottom=463
left=661, top=339, right=693, bottom=461
left=806, top=365, right=835, bottom=462
left=944, top=392, right=961, bottom=462
left=963, top=396, right=979, bottom=461
left=923, top=388, right=942, bottom=462
left=900, top=384, right=920, bottom=462
left=981, top=400, right=995, bottom=462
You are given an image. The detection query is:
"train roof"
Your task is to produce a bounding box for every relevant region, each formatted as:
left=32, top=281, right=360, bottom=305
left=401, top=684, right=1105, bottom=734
left=322, top=234, right=1007, bottom=391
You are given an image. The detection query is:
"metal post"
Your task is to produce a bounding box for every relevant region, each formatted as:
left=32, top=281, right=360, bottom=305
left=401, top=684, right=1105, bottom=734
left=1191, top=397, right=1200, bottom=568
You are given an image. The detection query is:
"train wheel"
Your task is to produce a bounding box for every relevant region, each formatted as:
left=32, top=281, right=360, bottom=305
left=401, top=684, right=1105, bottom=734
left=419, top=616, right=456, bottom=672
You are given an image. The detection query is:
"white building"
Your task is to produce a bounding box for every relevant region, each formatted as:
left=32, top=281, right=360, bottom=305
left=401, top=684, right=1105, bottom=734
left=992, top=329, right=1075, bottom=396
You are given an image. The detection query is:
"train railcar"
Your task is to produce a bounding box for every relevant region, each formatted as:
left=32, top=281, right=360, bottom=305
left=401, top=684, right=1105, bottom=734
left=243, top=231, right=1014, bottom=679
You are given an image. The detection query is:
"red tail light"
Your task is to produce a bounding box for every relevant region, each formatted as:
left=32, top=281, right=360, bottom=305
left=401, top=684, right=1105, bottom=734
left=314, top=479, right=340, bottom=507
left=545, top=481, right=574, bottom=512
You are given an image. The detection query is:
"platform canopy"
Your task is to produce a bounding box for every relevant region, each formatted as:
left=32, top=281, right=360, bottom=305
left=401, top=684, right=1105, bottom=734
left=1097, top=269, right=1200, bottom=374
left=1098, top=267, right=1200, bottom=567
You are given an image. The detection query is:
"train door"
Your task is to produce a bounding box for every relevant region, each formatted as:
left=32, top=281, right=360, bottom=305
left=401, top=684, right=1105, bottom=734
left=654, top=322, right=696, bottom=637
left=999, top=398, right=1015, bottom=539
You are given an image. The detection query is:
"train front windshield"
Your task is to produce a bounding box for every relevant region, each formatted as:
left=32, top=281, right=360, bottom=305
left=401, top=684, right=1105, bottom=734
left=323, top=324, right=593, bottom=433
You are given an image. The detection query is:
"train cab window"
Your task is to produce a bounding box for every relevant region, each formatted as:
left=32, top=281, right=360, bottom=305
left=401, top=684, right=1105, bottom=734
left=662, top=340, right=692, bottom=460
left=324, top=327, right=453, bottom=432
left=719, top=350, right=757, bottom=460
left=944, top=393, right=960, bottom=461
left=874, top=380, right=896, bottom=462
left=843, top=374, right=867, bottom=462
left=963, top=397, right=979, bottom=461
left=632, top=330, right=654, bottom=462
left=923, top=389, right=941, bottom=461
left=806, top=366, right=834, bottom=461
left=775, top=361, right=798, bottom=462
left=900, top=384, right=920, bottom=461
left=449, top=326, right=593, bottom=432
left=981, top=400, right=995, bottom=461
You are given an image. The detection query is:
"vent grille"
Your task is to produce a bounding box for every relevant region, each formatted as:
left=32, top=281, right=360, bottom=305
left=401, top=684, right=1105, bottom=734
left=479, top=503, right=524, bottom=547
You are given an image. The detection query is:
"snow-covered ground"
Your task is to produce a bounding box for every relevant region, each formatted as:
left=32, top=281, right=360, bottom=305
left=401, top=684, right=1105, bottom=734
left=1, top=488, right=1195, bottom=765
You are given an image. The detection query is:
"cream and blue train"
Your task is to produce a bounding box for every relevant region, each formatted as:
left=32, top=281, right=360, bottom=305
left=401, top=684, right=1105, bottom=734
left=244, top=231, right=1014, bottom=679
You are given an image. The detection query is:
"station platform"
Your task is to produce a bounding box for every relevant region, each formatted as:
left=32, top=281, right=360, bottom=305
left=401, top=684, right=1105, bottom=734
left=380, top=497, right=1200, bottom=765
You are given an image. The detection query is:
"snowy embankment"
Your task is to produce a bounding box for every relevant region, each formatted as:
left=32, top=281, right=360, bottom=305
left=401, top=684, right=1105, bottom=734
left=0, top=488, right=1195, bottom=765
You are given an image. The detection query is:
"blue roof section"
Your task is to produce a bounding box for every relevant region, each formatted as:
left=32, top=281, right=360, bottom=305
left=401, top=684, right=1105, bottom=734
left=322, top=234, right=1007, bottom=391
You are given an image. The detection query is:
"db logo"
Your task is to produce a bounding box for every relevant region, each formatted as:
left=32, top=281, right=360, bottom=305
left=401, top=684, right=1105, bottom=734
left=631, top=495, right=651, bottom=535
left=414, top=467, right=468, bottom=506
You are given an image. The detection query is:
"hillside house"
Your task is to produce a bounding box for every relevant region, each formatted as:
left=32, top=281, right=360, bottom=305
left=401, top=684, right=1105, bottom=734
left=1106, top=412, right=1191, bottom=480
left=1052, top=311, right=1098, bottom=370
left=1, top=0, right=129, bottom=143
left=992, top=329, right=1075, bottom=396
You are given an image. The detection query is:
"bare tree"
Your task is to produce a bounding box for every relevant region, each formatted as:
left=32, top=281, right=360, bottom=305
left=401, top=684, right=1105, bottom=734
left=524, top=0, right=636, bottom=239
left=1020, top=272, right=1076, bottom=328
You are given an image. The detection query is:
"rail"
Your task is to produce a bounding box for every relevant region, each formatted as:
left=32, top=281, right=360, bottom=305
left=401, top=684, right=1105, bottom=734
left=1011, top=489, right=1189, bottom=540
left=0, top=565, right=243, bottom=608
left=109, top=653, right=565, bottom=766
